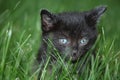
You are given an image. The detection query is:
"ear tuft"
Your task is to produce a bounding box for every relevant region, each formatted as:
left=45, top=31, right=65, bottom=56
left=41, top=9, right=51, bottom=16
left=85, top=5, right=107, bottom=27
left=94, top=5, right=107, bottom=17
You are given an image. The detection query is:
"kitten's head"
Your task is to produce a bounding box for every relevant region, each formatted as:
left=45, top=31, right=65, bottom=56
left=40, top=6, right=107, bottom=63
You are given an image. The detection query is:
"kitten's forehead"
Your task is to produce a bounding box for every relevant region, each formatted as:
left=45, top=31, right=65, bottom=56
left=56, top=12, right=88, bottom=35
left=57, top=12, right=86, bottom=26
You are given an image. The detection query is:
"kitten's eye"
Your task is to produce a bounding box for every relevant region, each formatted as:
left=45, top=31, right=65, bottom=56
left=59, top=38, right=68, bottom=44
left=79, top=38, right=89, bottom=46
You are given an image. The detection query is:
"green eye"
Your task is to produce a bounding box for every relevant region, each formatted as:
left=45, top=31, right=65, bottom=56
left=80, top=38, right=89, bottom=45
left=59, top=38, right=68, bottom=44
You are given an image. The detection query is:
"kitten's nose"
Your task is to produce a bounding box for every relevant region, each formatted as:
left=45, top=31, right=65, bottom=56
left=71, top=50, right=78, bottom=63
left=72, top=50, right=77, bottom=56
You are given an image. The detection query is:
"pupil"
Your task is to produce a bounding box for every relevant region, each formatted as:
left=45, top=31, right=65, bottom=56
left=82, top=39, right=85, bottom=43
left=63, top=40, right=66, bottom=43
left=83, top=39, right=85, bottom=42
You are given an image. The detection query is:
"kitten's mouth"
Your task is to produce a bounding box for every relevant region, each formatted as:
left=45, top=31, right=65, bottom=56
left=70, top=56, right=79, bottom=63
left=71, top=59, right=77, bottom=63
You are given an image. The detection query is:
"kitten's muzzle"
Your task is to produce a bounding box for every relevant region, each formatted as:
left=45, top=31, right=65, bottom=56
left=70, top=50, right=79, bottom=63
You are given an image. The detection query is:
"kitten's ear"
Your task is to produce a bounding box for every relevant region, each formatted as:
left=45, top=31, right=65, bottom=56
left=85, top=6, right=107, bottom=27
left=40, top=9, right=56, bottom=32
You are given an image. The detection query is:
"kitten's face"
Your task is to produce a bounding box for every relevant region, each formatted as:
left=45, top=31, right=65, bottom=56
left=40, top=6, right=106, bottom=62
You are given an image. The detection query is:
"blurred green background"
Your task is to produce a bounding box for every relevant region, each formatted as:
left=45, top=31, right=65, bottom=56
left=0, top=0, right=120, bottom=79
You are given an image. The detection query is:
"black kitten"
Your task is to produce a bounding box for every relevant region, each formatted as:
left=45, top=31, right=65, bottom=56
left=37, top=6, right=107, bottom=79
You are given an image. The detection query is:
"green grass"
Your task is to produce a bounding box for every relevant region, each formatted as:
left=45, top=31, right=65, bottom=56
left=0, top=0, right=120, bottom=80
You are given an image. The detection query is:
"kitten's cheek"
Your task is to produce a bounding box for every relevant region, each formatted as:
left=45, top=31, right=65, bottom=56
left=55, top=45, right=66, bottom=54
left=79, top=49, right=87, bottom=56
